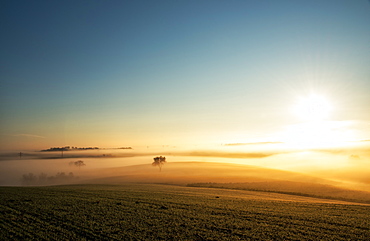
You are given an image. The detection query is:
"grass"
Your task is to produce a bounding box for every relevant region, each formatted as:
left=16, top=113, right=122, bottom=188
left=1, top=183, right=370, bottom=240
left=187, top=181, right=370, bottom=204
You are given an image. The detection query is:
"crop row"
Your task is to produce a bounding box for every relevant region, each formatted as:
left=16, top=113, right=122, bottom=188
left=1, top=184, right=369, bottom=240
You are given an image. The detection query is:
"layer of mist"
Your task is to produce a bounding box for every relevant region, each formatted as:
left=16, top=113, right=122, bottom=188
left=0, top=147, right=369, bottom=200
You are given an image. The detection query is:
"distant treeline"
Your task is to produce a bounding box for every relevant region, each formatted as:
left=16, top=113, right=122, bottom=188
left=41, top=146, right=132, bottom=152
left=41, top=146, right=99, bottom=152
left=21, top=172, right=79, bottom=185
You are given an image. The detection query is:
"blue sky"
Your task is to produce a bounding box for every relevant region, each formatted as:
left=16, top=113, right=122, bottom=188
left=1, top=0, right=369, bottom=150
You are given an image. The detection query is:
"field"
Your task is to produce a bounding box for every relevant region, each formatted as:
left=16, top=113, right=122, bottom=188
left=1, top=183, right=370, bottom=240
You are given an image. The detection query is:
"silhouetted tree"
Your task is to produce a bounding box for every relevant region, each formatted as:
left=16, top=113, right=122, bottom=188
left=152, top=156, right=166, bottom=171
left=21, top=173, right=37, bottom=185
left=69, top=160, right=86, bottom=169
left=38, top=173, right=48, bottom=184
left=21, top=172, right=77, bottom=185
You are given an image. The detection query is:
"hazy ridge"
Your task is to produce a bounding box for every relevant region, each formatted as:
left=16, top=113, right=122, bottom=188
left=83, top=162, right=370, bottom=204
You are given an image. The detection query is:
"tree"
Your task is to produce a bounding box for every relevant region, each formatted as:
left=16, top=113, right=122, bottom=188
left=21, top=173, right=37, bottom=185
left=70, top=160, right=86, bottom=169
left=152, top=156, right=166, bottom=171
left=38, top=173, right=48, bottom=184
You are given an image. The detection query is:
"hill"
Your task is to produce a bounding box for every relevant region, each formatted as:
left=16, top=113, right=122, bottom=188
left=82, top=162, right=370, bottom=204
left=82, top=162, right=330, bottom=184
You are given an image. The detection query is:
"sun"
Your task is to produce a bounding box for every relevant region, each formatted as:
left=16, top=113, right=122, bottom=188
left=293, top=94, right=332, bottom=122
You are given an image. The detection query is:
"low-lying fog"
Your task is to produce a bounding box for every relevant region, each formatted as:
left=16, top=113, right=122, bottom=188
left=0, top=145, right=369, bottom=192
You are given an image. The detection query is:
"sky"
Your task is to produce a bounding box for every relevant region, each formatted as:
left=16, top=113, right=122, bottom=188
left=1, top=0, right=370, bottom=151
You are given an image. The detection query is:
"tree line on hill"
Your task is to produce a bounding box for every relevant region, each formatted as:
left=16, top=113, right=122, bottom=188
left=41, top=146, right=99, bottom=152
left=21, top=172, right=79, bottom=185
left=41, top=146, right=132, bottom=152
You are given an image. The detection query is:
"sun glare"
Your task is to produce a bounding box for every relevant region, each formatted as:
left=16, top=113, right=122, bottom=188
left=293, top=94, right=332, bottom=122
left=282, top=122, right=348, bottom=149
left=283, top=93, right=342, bottom=149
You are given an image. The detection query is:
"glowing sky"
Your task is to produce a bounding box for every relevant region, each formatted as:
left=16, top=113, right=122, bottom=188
left=1, top=0, right=370, bottom=151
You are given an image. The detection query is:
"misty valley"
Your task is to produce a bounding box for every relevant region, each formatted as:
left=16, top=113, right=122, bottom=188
left=1, top=148, right=370, bottom=240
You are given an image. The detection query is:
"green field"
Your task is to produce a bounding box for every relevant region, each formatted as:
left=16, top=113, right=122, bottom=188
left=1, top=184, right=369, bottom=240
